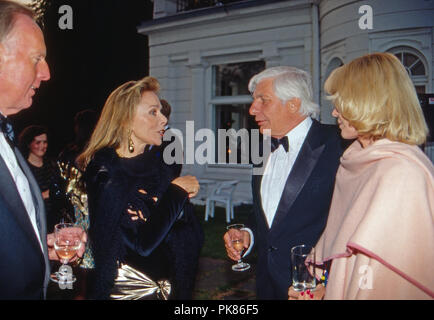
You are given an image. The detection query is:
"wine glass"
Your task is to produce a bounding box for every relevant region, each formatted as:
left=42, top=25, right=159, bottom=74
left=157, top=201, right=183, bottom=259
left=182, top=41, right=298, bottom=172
left=226, top=223, right=250, bottom=272
left=51, top=223, right=83, bottom=285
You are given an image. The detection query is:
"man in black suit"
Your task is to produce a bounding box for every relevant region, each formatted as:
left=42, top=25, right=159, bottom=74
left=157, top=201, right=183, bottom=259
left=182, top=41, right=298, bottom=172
left=224, top=66, right=345, bottom=299
left=0, top=0, right=85, bottom=299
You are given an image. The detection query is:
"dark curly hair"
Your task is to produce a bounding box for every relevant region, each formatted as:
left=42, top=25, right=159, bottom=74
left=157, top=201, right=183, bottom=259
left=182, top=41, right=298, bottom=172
left=18, top=125, right=49, bottom=159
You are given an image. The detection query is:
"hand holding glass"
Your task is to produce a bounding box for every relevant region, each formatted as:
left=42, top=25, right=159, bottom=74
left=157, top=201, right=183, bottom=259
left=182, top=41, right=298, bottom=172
left=291, top=244, right=316, bottom=292
left=226, top=224, right=250, bottom=272
left=51, top=223, right=83, bottom=284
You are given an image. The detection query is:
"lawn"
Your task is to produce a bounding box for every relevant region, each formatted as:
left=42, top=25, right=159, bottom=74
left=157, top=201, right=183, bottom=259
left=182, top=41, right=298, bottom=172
left=193, top=204, right=254, bottom=260
left=192, top=204, right=257, bottom=300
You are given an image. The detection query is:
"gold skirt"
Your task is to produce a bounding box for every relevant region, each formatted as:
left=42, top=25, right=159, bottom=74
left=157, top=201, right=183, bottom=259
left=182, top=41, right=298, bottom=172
left=110, top=264, right=171, bottom=300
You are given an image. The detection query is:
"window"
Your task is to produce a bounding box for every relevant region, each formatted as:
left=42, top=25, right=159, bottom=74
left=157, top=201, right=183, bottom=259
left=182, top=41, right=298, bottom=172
left=388, top=47, right=428, bottom=94
left=213, top=61, right=265, bottom=97
left=211, top=61, right=265, bottom=164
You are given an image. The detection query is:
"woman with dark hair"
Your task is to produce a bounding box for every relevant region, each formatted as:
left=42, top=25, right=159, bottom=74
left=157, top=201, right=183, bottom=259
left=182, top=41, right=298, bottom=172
left=57, top=108, right=98, bottom=269
left=56, top=109, right=99, bottom=296
left=18, top=125, right=61, bottom=231
left=150, top=98, right=202, bottom=299
left=77, top=76, right=201, bottom=300
left=58, top=109, right=97, bottom=166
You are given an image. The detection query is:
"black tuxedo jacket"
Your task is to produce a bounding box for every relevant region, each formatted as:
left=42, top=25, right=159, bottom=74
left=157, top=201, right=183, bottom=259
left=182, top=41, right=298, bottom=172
left=0, top=144, right=50, bottom=299
left=250, top=120, right=346, bottom=299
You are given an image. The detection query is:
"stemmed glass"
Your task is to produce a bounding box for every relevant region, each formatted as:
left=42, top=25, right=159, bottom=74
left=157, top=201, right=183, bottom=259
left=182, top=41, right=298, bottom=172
left=226, top=223, right=250, bottom=272
left=50, top=223, right=83, bottom=284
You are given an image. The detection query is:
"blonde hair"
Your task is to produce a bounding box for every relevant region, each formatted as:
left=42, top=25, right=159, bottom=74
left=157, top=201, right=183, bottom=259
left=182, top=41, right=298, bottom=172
left=77, top=76, right=160, bottom=169
left=324, top=52, right=428, bottom=145
left=0, top=0, right=35, bottom=42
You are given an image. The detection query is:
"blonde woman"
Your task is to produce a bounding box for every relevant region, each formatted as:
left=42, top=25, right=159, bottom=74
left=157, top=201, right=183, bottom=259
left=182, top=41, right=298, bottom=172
left=289, top=53, right=434, bottom=300
left=77, top=76, right=199, bottom=300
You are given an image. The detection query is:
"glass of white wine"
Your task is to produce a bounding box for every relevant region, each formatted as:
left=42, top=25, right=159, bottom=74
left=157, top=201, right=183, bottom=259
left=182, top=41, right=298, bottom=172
left=226, top=223, right=250, bottom=272
left=51, top=223, right=83, bottom=284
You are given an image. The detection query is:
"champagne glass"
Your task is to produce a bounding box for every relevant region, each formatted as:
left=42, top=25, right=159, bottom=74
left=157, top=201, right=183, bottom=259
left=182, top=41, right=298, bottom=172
left=51, top=223, right=83, bottom=284
left=226, top=223, right=250, bottom=272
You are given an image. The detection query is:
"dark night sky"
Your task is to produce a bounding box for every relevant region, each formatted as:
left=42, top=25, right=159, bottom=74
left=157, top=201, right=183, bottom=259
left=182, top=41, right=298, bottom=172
left=11, top=0, right=154, bottom=156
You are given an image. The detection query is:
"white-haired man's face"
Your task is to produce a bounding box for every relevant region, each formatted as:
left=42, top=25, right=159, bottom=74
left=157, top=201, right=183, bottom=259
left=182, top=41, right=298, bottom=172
left=0, top=14, right=50, bottom=116
left=249, top=77, right=304, bottom=139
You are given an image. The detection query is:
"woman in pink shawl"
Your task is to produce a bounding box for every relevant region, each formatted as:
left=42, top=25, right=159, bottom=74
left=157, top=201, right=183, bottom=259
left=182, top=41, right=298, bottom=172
left=289, top=52, right=434, bottom=300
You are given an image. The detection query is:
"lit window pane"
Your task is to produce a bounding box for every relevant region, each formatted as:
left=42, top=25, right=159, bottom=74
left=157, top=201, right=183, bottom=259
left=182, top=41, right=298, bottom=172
left=214, top=104, right=258, bottom=164
left=214, top=61, right=265, bottom=96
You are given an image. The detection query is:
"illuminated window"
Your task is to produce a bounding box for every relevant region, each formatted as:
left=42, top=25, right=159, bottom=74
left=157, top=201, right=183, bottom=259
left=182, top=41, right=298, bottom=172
left=211, top=61, right=265, bottom=164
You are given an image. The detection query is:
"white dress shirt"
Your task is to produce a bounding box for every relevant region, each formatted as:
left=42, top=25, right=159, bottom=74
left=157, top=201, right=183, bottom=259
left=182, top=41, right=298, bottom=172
left=260, top=117, right=312, bottom=228
left=0, top=129, right=43, bottom=251
left=243, top=117, right=312, bottom=255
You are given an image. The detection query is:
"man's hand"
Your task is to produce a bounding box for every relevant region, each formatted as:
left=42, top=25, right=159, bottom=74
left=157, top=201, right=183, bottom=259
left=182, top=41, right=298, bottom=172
left=223, top=228, right=250, bottom=261
left=47, top=228, right=87, bottom=262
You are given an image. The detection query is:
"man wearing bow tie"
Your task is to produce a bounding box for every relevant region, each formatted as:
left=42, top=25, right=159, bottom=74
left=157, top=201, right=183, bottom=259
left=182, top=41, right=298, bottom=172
left=224, top=66, right=346, bottom=299
left=0, top=0, right=85, bottom=299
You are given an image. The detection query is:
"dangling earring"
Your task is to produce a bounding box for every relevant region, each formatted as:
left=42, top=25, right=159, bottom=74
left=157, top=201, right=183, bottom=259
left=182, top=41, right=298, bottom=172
left=128, top=130, right=135, bottom=153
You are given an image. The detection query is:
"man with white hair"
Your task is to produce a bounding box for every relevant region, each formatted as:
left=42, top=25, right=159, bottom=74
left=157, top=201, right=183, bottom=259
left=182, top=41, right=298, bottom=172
left=224, top=66, right=346, bottom=299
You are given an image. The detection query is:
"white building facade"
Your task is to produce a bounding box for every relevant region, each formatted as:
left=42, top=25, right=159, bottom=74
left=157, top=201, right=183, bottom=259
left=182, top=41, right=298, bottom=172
left=138, top=0, right=434, bottom=204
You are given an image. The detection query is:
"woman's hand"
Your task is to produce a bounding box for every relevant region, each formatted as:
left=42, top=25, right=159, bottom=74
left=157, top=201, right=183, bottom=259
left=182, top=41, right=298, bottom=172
left=127, top=189, right=156, bottom=222
left=172, top=176, right=200, bottom=198
left=288, top=284, right=326, bottom=300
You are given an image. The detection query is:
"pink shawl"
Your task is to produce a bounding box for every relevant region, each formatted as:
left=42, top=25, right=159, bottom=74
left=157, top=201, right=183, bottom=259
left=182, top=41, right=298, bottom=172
left=315, top=139, right=434, bottom=299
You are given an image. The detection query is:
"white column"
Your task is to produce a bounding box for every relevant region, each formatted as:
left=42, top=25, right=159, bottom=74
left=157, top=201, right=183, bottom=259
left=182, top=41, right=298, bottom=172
left=184, top=52, right=208, bottom=177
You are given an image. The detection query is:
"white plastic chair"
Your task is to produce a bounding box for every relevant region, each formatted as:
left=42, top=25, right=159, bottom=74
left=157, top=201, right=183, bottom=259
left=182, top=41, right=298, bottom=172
left=190, top=179, right=216, bottom=206
left=204, top=180, right=239, bottom=223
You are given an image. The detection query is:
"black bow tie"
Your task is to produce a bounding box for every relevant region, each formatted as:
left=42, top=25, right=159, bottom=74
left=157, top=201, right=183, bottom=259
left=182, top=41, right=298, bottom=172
left=0, top=114, right=16, bottom=146
left=271, top=136, right=289, bottom=153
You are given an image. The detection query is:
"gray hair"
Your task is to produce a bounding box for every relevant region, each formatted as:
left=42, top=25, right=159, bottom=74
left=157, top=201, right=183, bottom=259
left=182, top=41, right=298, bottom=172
left=0, top=0, right=34, bottom=42
left=248, top=66, right=320, bottom=118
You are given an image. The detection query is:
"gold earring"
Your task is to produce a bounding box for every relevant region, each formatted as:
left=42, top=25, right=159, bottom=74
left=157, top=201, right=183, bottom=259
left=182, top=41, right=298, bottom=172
left=128, top=130, right=134, bottom=153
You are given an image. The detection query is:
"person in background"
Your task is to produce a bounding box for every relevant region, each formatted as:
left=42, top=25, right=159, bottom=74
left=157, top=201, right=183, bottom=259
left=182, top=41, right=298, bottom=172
left=151, top=98, right=203, bottom=299
left=18, top=125, right=61, bottom=231
left=288, top=52, right=434, bottom=300
left=56, top=109, right=98, bottom=299
left=155, top=99, right=182, bottom=182
left=160, top=99, right=171, bottom=125
left=57, top=108, right=98, bottom=267
left=58, top=108, right=97, bottom=167
left=77, top=76, right=200, bottom=300
left=223, top=66, right=346, bottom=299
